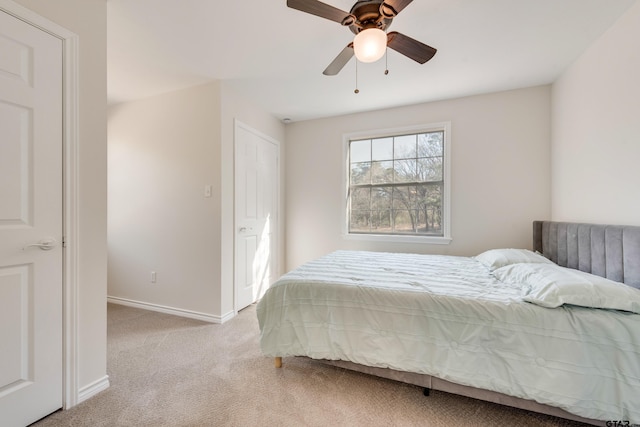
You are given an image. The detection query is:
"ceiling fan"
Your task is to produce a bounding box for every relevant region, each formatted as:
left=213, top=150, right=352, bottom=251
left=286, top=0, right=437, bottom=76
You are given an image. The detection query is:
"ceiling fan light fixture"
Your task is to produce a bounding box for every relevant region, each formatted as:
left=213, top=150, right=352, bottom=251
left=353, top=28, right=387, bottom=63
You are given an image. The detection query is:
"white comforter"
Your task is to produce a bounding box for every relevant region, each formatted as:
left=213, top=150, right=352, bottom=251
left=257, top=250, right=640, bottom=423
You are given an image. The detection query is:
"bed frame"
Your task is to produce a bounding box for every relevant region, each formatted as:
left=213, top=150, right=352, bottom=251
left=274, top=220, right=640, bottom=426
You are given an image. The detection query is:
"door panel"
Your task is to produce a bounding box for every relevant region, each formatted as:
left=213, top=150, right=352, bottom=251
left=0, top=102, right=31, bottom=225
left=0, top=9, right=63, bottom=427
left=234, top=122, right=279, bottom=311
left=0, top=265, right=31, bottom=388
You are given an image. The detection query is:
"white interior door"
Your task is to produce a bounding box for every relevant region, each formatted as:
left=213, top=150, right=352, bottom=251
left=234, top=121, right=279, bottom=312
left=0, top=10, right=63, bottom=426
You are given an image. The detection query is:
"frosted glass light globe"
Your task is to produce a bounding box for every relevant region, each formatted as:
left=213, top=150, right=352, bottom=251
left=353, top=28, right=387, bottom=63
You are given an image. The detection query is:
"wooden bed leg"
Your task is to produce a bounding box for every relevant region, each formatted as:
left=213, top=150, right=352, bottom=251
left=275, top=357, right=282, bottom=368
left=423, top=388, right=430, bottom=397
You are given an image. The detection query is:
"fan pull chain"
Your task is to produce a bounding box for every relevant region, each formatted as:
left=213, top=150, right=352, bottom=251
left=354, top=60, right=359, bottom=94
left=384, top=48, right=389, bottom=75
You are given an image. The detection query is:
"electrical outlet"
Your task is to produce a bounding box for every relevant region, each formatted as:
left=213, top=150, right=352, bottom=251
left=151, top=271, right=157, bottom=283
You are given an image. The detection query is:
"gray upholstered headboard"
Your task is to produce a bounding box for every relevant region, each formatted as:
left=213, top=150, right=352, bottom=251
left=533, top=220, right=640, bottom=289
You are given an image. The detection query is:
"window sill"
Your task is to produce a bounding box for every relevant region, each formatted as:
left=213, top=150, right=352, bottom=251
left=343, top=233, right=452, bottom=245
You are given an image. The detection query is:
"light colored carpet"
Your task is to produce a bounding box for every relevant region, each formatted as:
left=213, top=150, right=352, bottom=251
left=34, top=303, right=588, bottom=426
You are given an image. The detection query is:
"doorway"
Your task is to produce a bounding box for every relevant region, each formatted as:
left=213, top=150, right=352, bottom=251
left=234, top=120, right=280, bottom=312
left=0, top=1, right=81, bottom=423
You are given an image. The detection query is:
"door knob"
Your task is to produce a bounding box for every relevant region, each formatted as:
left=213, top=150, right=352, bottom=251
left=23, top=238, right=58, bottom=251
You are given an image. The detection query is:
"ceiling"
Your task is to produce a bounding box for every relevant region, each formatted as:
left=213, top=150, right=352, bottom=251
left=107, top=0, right=635, bottom=122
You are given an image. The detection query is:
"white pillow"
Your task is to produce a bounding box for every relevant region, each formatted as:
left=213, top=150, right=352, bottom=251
left=474, top=248, right=553, bottom=271
left=493, top=263, right=640, bottom=314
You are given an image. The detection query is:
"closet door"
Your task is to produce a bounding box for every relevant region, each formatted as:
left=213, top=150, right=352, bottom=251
left=234, top=121, right=280, bottom=311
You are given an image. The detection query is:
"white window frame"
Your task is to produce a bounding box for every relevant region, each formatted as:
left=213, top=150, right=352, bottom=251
left=342, top=122, right=452, bottom=244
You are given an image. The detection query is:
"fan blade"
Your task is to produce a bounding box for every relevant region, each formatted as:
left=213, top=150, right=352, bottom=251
left=287, top=0, right=353, bottom=25
left=380, top=0, right=413, bottom=18
left=323, top=43, right=354, bottom=76
left=387, top=31, right=437, bottom=64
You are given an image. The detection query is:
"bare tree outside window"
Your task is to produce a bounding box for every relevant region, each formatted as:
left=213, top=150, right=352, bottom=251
left=348, top=131, right=445, bottom=236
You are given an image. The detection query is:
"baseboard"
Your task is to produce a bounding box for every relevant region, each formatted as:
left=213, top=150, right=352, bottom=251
left=107, top=296, right=236, bottom=324
left=77, top=375, right=110, bottom=404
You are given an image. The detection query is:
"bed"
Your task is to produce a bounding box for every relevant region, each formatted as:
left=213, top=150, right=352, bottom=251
left=256, top=221, right=640, bottom=425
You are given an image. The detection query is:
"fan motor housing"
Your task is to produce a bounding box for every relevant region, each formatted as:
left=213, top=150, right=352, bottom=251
left=348, top=0, right=393, bottom=34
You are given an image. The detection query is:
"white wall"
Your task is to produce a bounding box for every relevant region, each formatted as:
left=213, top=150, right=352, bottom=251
left=551, top=2, right=640, bottom=225
left=13, top=0, right=108, bottom=399
left=108, top=81, right=285, bottom=320
left=285, top=86, right=551, bottom=269
left=108, top=82, right=223, bottom=320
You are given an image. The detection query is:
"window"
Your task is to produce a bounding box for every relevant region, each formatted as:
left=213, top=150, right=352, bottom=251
left=344, top=123, right=451, bottom=243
